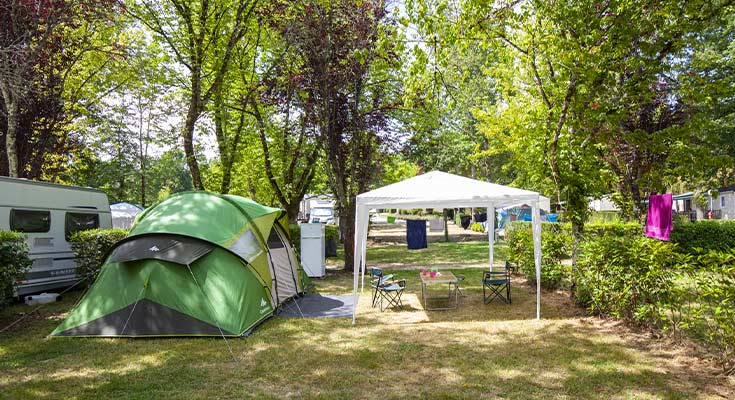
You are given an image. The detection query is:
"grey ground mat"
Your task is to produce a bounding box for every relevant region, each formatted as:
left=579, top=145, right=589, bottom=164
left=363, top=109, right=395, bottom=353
left=278, top=294, right=354, bottom=318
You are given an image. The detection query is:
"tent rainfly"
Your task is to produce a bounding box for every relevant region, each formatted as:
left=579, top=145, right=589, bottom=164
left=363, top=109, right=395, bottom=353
left=52, top=191, right=305, bottom=337
left=352, top=171, right=544, bottom=323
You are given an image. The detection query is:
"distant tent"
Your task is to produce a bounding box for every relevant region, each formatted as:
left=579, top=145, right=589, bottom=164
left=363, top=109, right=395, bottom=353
left=52, top=192, right=305, bottom=337
left=110, top=202, right=144, bottom=229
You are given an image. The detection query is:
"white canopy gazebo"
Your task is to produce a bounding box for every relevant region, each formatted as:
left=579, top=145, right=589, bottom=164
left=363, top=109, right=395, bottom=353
left=352, top=171, right=543, bottom=323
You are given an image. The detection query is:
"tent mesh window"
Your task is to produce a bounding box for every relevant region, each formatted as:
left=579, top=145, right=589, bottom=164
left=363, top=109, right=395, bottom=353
left=228, top=230, right=263, bottom=262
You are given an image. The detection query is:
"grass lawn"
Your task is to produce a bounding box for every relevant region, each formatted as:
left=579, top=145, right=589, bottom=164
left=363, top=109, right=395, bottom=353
left=1, top=244, right=733, bottom=399
left=330, top=241, right=508, bottom=269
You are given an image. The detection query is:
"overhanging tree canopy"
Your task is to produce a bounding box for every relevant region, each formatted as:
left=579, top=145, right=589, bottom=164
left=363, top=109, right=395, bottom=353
left=351, top=171, right=544, bottom=323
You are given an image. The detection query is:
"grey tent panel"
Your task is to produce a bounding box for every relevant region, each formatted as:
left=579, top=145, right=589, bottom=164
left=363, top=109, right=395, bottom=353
left=266, top=226, right=300, bottom=301
left=110, top=235, right=214, bottom=265
left=53, top=299, right=232, bottom=337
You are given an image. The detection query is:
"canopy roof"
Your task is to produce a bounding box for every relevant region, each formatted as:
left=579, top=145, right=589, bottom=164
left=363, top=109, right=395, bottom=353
left=356, top=171, right=540, bottom=209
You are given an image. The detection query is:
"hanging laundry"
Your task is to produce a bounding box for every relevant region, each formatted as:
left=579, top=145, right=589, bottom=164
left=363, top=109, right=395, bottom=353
left=645, top=193, right=673, bottom=241
left=406, top=219, right=428, bottom=249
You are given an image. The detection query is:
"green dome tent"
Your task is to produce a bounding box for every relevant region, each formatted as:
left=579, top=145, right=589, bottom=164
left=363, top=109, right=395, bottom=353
left=52, top=192, right=305, bottom=337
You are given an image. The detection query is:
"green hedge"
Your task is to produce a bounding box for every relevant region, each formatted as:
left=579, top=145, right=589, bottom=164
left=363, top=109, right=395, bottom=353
left=505, top=222, right=572, bottom=289
left=0, top=231, right=32, bottom=308
left=670, top=220, right=735, bottom=253
left=575, top=234, right=676, bottom=326
left=582, top=223, right=642, bottom=239
left=672, top=249, right=735, bottom=371
left=69, top=229, right=129, bottom=284
left=504, top=221, right=642, bottom=289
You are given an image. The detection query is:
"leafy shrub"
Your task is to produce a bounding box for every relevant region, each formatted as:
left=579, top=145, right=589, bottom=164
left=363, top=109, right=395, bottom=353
left=575, top=234, right=676, bottom=325
left=469, top=223, right=485, bottom=233
left=582, top=222, right=642, bottom=239
left=289, top=223, right=301, bottom=250
left=587, top=211, right=622, bottom=224
left=670, top=220, right=735, bottom=254
left=505, top=222, right=572, bottom=289
left=325, top=225, right=339, bottom=241
left=0, top=231, right=32, bottom=308
left=70, top=229, right=129, bottom=284
left=671, top=249, right=735, bottom=371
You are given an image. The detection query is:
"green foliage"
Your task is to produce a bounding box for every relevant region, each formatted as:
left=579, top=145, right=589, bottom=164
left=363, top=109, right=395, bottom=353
left=325, top=225, right=340, bottom=243
left=505, top=222, right=572, bottom=289
left=373, top=155, right=420, bottom=188
left=587, top=211, right=622, bottom=224
left=582, top=223, right=642, bottom=240
left=69, top=229, right=129, bottom=284
left=0, top=231, right=32, bottom=308
left=670, top=220, right=735, bottom=254
left=575, top=235, right=676, bottom=326
left=288, top=224, right=301, bottom=252
left=672, top=249, right=735, bottom=371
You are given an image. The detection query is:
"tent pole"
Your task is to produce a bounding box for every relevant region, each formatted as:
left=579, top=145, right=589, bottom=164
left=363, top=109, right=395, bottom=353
left=361, top=236, right=367, bottom=292
left=531, top=200, right=542, bottom=320
left=352, top=238, right=359, bottom=325
left=488, top=203, right=495, bottom=270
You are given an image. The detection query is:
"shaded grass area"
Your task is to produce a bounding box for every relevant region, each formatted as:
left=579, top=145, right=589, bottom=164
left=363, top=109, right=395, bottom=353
left=329, top=240, right=508, bottom=268
left=1, top=264, right=732, bottom=399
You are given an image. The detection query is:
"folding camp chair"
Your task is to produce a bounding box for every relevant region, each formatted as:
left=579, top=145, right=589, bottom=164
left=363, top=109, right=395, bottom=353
left=368, top=267, right=394, bottom=308
left=454, top=274, right=466, bottom=296
left=376, top=279, right=406, bottom=311
left=483, top=262, right=511, bottom=304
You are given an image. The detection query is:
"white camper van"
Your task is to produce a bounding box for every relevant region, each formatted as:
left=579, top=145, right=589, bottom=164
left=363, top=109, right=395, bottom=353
left=0, top=177, right=112, bottom=295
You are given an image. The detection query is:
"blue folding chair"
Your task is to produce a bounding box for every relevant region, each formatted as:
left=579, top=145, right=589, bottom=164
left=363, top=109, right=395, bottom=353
left=483, top=262, right=511, bottom=304
left=369, top=267, right=405, bottom=311
left=368, top=267, right=394, bottom=308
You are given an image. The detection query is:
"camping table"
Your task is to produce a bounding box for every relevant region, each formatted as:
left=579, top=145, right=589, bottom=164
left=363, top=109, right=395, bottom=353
left=420, top=271, right=459, bottom=310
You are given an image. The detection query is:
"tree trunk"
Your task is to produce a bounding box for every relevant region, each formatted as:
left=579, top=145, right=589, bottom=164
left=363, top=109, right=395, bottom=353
left=339, top=200, right=356, bottom=272
left=1, top=87, right=19, bottom=177
left=183, top=103, right=203, bottom=190
left=285, top=201, right=300, bottom=224
left=443, top=209, right=449, bottom=242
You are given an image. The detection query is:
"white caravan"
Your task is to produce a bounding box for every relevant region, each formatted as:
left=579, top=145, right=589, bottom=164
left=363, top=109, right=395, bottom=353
left=0, top=177, right=112, bottom=295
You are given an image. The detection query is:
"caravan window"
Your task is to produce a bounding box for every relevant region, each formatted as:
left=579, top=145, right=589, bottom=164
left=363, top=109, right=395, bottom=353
left=65, top=213, right=99, bottom=240
left=10, top=209, right=51, bottom=233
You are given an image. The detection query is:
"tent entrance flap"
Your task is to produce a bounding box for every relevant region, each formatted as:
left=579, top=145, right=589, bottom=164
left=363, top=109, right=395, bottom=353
left=266, top=226, right=300, bottom=301
left=110, top=235, right=215, bottom=265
